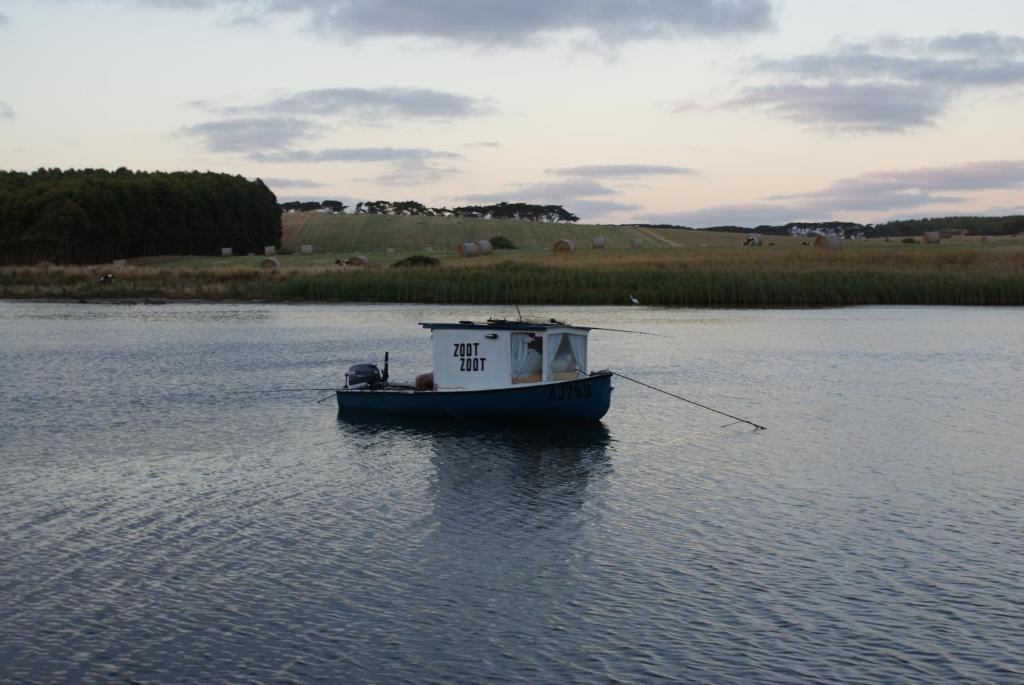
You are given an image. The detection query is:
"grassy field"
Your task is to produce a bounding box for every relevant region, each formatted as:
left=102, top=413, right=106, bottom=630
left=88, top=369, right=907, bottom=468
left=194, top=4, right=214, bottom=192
left=281, top=212, right=738, bottom=254
left=3, top=213, right=1023, bottom=305
left=3, top=236, right=1023, bottom=306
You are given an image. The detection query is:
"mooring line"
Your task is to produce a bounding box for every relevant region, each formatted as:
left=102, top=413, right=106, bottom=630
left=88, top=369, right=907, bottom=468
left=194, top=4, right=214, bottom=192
left=429, top=391, right=466, bottom=420
left=229, top=388, right=337, bottom=395
left=609, top=370, right=767, bottom=431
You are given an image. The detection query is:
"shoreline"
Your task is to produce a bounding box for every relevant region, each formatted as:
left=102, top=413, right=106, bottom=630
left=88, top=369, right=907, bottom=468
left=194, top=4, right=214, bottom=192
left=3, top=297, right=1021, bottom=312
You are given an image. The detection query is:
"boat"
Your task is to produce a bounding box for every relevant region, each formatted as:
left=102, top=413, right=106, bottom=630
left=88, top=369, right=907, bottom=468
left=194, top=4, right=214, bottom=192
left=336, top=319, right=613, bottom=421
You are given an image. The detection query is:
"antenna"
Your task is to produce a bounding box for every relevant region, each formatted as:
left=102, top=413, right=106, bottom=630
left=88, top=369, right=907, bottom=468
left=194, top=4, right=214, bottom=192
left=514, top=304, right=523, bottom=322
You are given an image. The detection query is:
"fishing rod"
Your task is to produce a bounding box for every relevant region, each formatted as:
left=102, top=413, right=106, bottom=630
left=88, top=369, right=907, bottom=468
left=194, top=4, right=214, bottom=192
left=585, top=326, right=671, bottom=338
left=608, top=370, right=767, bottom=431
left=493, top=314, right=669, bottom=338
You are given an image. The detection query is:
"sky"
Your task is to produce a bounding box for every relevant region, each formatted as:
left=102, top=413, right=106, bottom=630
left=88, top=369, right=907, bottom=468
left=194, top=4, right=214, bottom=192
left=1, top=0, right=1023, bottom=227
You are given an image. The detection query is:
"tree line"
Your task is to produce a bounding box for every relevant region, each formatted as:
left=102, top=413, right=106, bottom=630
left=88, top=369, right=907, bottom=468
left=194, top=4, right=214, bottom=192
left=872, top=215, right=1024, bottom=237
left=638, top=216, right=1024, bottom=238
left=0, top=168, right=281, bottom=265
left=282, top=199, right=580, bottom=223
left=281, top=200, right=347, bottom=213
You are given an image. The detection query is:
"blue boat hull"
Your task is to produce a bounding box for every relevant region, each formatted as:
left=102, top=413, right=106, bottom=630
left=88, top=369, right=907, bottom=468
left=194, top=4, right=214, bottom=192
left=336, top=372, right=612, bottom=421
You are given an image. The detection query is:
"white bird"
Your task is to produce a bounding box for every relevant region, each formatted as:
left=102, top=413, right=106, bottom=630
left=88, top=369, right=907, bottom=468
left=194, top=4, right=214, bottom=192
left=629, top=295, right=640, bottom=305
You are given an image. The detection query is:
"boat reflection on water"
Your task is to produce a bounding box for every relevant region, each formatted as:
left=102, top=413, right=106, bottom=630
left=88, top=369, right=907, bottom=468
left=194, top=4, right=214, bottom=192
left=335, top=414, right=614, bottom=511
left=334, top=415, right=616, bottom=652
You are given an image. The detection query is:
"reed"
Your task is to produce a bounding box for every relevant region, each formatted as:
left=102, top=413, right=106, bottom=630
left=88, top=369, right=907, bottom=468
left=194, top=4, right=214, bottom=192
left=2, top=247, right=1022, bottom=306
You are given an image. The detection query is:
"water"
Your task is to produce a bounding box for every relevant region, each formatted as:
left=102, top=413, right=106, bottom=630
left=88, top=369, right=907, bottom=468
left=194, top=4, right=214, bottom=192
left=1, top=301, right=1022, bottom=683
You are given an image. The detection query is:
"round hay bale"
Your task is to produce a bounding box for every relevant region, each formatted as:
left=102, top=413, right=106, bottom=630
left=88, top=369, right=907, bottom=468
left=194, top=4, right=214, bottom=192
left=300, top=244, right=313, bottom=255
left=592, top=236, right=606, bottom=249
left=553, top=239, right=576, bottom=254
left=260, top=257, right=281, bottom=270
left=923, top=231, right=941, bottom=244
left=630, top=238, right=643, bottom=248
left=344, top=255, right=369, bottom=267
left=264, top=245, right=277, bottom=256
left=457, top=242, right=480, bottom=257
left=476, top=240, right=493, bottom=255
left=220, top=247, right=233, bottom=257
left=814, top=234, right=842, bottom=250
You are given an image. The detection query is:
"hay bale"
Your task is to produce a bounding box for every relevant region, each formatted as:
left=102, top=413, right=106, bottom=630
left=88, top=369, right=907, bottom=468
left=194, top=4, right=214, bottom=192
left=344, top=255, right=369, bottom=267
left=592, top=236, right=606, bottom=249
left=300, top=244, right=313, bottom=255
left=476, top=240, right=493, bottom=255
left=112, top=259, right=127, bottom=267
left=386, top=247, right=396, bottom=254
left=923, top=231, right=941, bottom=244
left=630, top=238, right=643, bottom=248
left=553, top=239, right=576, bottom=254
left=220, top=247, right=233, bottom=257
left=264, top=245, right=277, bottom=256
left=814, top=234, right=842, bottom=250
left=260, top=257, right=281, bottom=270
left=457, top=242, right=480, bottom=257
left=424, top=246, right=434, bottom=252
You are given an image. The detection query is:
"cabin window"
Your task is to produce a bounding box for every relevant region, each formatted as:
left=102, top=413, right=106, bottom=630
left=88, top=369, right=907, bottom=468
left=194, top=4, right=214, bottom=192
left=511, top=333, right=543, bottom=383
left=546, top=333, right=587, bottom=381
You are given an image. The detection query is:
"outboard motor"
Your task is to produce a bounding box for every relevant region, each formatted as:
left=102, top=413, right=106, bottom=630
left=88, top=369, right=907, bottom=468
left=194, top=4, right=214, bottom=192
left=345, top=363, right=383, bottom=389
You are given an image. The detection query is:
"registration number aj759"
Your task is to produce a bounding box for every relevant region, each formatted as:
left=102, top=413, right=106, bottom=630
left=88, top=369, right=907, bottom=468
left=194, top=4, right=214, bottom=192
left=547, top=383, right=592, bottom=400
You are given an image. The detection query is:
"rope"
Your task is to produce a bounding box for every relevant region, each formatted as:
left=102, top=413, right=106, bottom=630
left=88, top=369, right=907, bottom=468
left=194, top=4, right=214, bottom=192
left=228, top=388, right=337, bottom=395
left=608, top=370, right=766, bottom=431
left=428, top=390, right=465, bottom=420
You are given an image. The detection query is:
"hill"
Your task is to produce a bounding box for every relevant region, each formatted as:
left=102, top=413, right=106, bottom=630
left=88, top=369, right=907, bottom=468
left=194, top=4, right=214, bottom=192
left=282, top=212, right=758, bottom=255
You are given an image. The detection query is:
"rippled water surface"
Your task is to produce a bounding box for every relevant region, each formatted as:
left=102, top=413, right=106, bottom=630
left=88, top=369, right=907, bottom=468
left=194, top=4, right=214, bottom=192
left=2, top=302, right=1022, bottom=683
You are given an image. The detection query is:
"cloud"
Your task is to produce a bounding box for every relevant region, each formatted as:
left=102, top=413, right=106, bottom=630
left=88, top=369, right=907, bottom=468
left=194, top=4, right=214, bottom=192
left=250, top=147, right=462, bottom=164
left=0, top=102, right=13, bottom=119
left=716, top=32, right=1024, bottom=132
left=460, top=178, right=616, bottom=203
left=464, top=141, right=501, bottom=148
left=367, top=159, right=463, bottom=186
left=777, top=159, right=1024, bottom=211
left=259, top=177, right=328, bottom=189
left=725, top=82, right=947, bottom=132
left=250, top=147, right=465, bottom=186
left=180, top=117, right=321, bottom=152
left=926, top=32, right=1024, bottom=58
left=641, top=203, right=810, bottom=228
left=546, top=164, right=698, bottom=178
left=645, top=159, right=1024, bottom=227
left=459, top=177, right=634, bottom=220
left=460, top=166, right=689, bottom=218
left=572, top=199, right=640, bottom=215
left=220, top=86, right=495, bottom=123
left=755, top=37, right=1024, bottom=89
left=92, top=0, right=775, bottom=47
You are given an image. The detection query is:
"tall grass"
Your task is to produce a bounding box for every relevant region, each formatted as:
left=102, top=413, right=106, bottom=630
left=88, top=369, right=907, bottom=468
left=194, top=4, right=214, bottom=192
left=3, top=247, right=1023, bottom=306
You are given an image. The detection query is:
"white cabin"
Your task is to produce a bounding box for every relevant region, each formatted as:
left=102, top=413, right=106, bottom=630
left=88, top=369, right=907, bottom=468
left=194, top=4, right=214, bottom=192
left=421, top=320, right=590, bottom=391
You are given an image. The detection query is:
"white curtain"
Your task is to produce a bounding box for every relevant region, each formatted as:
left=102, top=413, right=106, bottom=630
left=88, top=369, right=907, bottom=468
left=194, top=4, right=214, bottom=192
left=510, top=333, right=532, bottom=376
left=567, top=334, right=587, bottom=375
left=544, top=333, right=563, bottom=381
